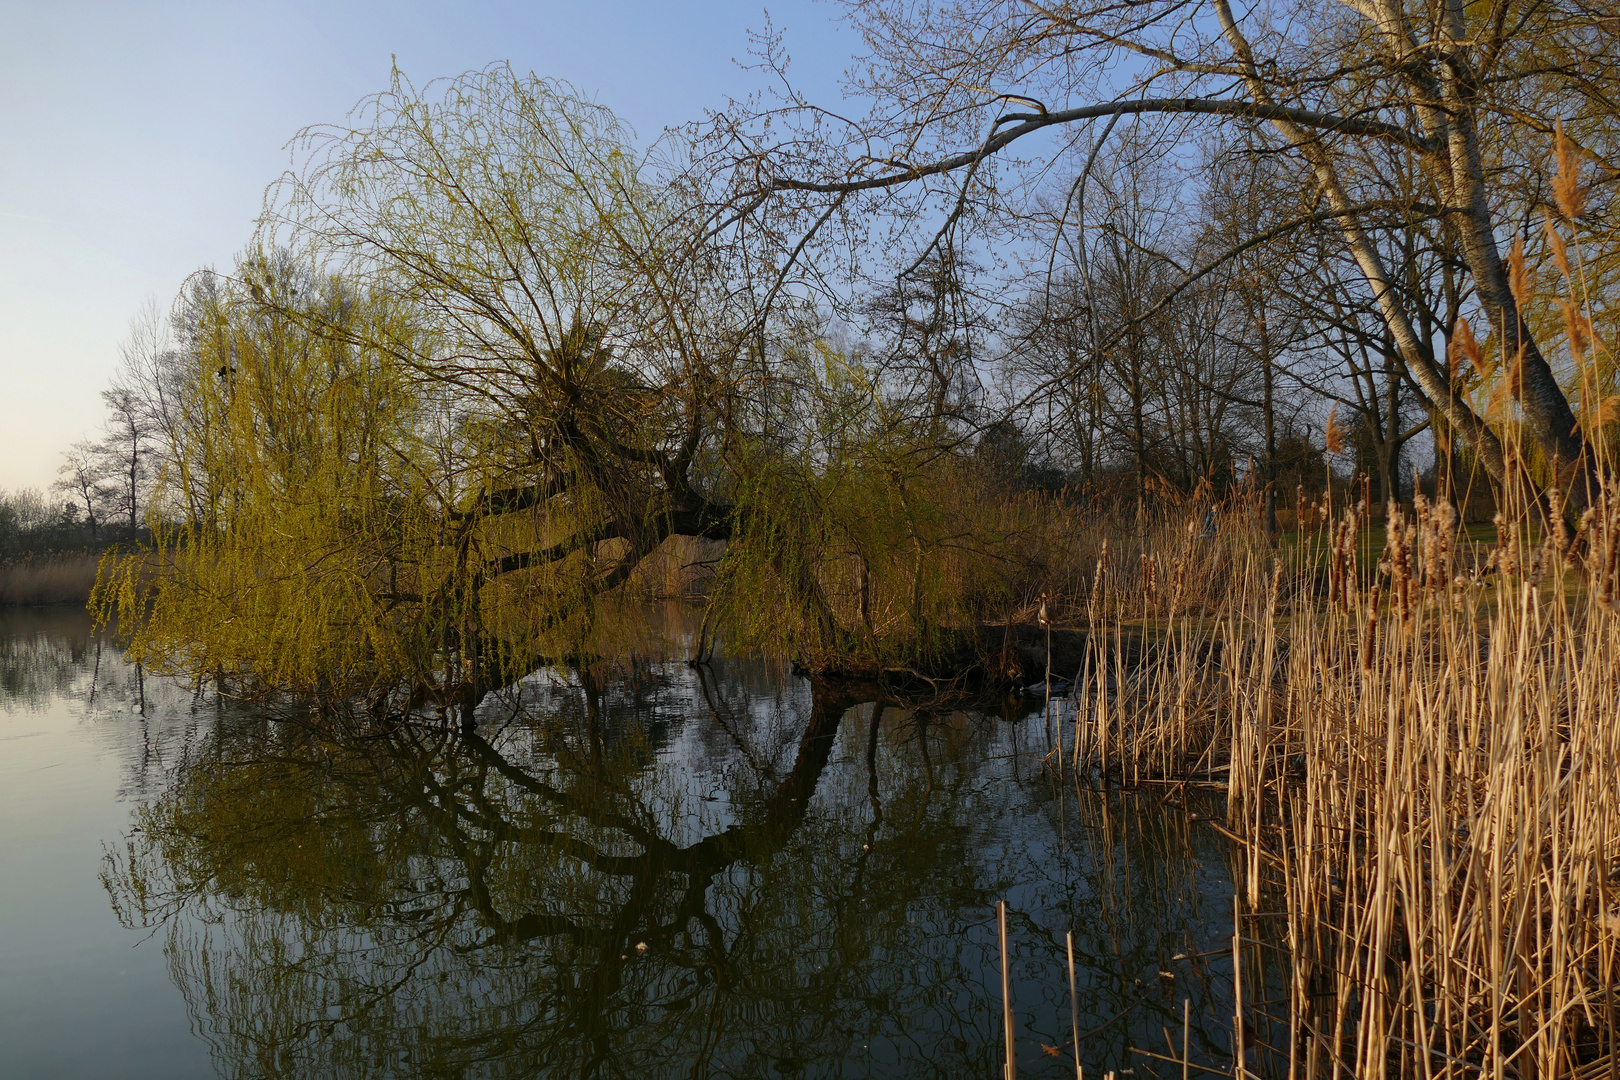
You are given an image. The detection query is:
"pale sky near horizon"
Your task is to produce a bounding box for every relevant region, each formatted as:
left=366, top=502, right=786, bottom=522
left=0, top=0, right=851, bottom=493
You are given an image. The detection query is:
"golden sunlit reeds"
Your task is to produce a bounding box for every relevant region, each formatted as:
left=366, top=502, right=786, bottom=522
left=1052, top=154, right=1620, bottom=1072
left=1051, top=480, right=1620, bottom=1077
left=1051, top=227, right=1620, bottom=1070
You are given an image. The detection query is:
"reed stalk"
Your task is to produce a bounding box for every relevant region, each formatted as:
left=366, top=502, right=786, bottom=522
left=1000, top=899, right=1017, bottom=1080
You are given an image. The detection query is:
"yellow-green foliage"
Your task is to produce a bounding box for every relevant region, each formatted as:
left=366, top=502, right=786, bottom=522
left=98, top=259, right=460, bottom=694
left=714, top=343, right=1072, bottom=665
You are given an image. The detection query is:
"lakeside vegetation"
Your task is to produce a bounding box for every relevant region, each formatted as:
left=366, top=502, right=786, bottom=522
left=0, top=487, right=145, bottom=607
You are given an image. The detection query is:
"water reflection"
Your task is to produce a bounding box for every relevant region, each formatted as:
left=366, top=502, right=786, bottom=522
left=0, top=607, right=101, bottom=711
left=103, top=655, right=1252, bottom=1079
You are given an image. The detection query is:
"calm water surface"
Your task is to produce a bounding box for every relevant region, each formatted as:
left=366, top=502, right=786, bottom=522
left=1, top=609, right=1255, bottom=1079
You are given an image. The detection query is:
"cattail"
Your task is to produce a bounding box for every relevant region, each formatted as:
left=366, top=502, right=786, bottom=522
left=1360, top=583, right=1380, bottom=673
left=1327, top=504, right=1360, bottom=613
left=1323, top=407, right=1347, bottom=458
left=1328, top=515, right=1346, bottom=610
left=1433, top=497, right=1457, bottom=592
left=1383, top=505, right=1416, bottom=620
left=1087, top=539, right=1109, bottom=622
left=1575, top=505, right=1596, bottom=567
left=1416, top=490, right=1440, bottom=597
left=1547, top=487, right=1572, bottom=564
left=1553, top=119, right=1588, bottom=222
left=1489, top=512, right=1521, bottom=580
left=1595, top=502, right=1619, bottom=609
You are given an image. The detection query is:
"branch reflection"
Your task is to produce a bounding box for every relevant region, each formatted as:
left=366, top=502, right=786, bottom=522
left=105, top=657, right=1247, bottom=1079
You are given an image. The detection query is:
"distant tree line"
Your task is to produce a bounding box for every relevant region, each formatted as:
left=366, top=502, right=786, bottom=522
left=0, top=488, right=97, bottom=559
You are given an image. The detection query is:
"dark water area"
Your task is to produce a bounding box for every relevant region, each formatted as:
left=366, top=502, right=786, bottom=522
left=1, top=610, right=1263, bottom=1079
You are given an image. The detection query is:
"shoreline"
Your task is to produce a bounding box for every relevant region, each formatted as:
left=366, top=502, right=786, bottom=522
left=0, top=553, right=100, bottom=608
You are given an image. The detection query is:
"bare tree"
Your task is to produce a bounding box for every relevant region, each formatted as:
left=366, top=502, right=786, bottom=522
left=725, top=0, right=1620, bottom=495
left=53, top=440, right=112, bottom=543
left=96, top=383, right=152, bottom=536
left=858, top=247, right=990, bottom=428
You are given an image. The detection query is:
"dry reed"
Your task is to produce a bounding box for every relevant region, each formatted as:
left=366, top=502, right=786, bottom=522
left=0, top=554, right=102, bottom=607
left=1050, top=482, right=1620, bottom=1077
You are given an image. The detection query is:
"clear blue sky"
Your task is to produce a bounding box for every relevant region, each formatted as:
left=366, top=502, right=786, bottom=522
left=0, top=0, right=852, bottom=492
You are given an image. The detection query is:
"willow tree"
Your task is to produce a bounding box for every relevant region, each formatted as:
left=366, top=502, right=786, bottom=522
left=269, top=64, right=746, bottom=574
left=84, top=71, right=718, bottom=698
left=105, top=65, right=1083, bottom=705
left=96, top=67, right=758, bottom=703
left=99, top=252, right=455, bottom=696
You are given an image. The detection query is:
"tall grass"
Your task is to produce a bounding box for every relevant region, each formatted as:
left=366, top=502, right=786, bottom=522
left=1263, top=495, right=1619, bottom=1078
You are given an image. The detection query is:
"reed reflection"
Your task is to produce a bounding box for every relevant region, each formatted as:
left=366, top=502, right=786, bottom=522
left=0, top=608, right=99, bottom=711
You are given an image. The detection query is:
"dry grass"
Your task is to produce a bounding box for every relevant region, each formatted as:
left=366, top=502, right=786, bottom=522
left=0, top=554, right=102, bottom=607
left=1052, top=486, right=1620, bottom=1077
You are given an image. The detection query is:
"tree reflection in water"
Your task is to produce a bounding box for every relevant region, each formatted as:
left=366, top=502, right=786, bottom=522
left=104, top=656, right=1252, bottom=1079
left=0, top=608, right=101, bottom=711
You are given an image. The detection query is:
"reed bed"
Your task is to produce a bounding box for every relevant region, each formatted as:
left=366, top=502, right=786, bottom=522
left=0, top=553, right=102, bottom=607
left=1050, top=486, right=1620, bottom=1078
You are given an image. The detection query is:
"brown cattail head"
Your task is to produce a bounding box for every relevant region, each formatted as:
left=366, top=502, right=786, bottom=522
left=1415, top=490, right=1435, bottom=593
left=1383, top=505, right=1416, bottom=620
left=1553, top=120, right=1589, bottom=222
left=1576, top=506, right=1597, bottom=557
left=1547, top=486, right=1573, bottom=565
left=1087, top=539, right=1109, bottom=621
left=1360, top=583, right=1381, bottom=673
left=1328, top=507, right=1359, bottom=612
left=1489, top=512, right=1521, bottom=580
left=1600, top=524, right=1618, bottom=611
left=1324, top=406, right=1347, bottom=458
left=1589, top=497, right=1619, bottom=609
left=1432, top=497, right=1458, bottom=592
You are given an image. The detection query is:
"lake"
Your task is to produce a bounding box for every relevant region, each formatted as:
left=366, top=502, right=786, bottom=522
left=0, top=607, right=1256, bottom=1078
